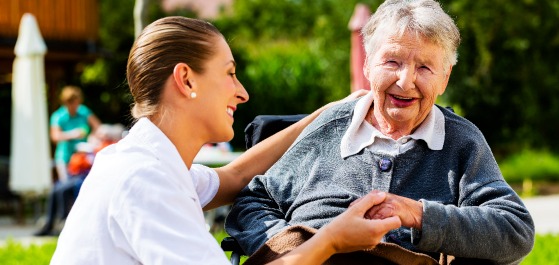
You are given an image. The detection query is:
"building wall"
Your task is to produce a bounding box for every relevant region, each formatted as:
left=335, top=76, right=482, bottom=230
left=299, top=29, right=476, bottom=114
left=0, top=0, right=98, bottom=41
left=162, top=0, right=233, bottom=19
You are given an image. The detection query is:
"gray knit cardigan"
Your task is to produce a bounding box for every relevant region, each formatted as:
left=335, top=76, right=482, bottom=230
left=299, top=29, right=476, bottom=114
left=225, top=100, right=535, bottom=265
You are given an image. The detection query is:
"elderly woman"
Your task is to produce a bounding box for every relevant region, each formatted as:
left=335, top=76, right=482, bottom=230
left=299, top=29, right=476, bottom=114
left=225, top=0, right=535, bottom=264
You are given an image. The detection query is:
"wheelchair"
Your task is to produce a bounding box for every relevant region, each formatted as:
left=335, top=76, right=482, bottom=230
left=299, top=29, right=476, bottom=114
left=220, top=108, right=459, bottom=265
left=220, top=114, right=306, bottom=265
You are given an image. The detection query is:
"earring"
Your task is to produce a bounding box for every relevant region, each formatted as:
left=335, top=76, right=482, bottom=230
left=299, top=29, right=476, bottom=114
left=190, top=92, right=197, bottom=99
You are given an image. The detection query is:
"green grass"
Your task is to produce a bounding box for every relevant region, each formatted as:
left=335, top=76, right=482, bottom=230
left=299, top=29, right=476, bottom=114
left=0, top=238, right=57, bottom=265
left=500, top=149, right=559, bottom=183
left=521, top=233, right=559, bottom=265
left=0, top=233, right=557, bottom=264
left=0, top=231, right=240, bottom=264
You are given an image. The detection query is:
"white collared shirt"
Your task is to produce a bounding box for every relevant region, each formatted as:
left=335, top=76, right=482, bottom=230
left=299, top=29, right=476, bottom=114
left=340, top=91, right=445, bottom=158
left=51, top=118, right=228, bottom=265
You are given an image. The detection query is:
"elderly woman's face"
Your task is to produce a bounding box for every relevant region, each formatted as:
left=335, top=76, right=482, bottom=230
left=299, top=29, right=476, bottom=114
left=366, top=32, right=451, bottom=130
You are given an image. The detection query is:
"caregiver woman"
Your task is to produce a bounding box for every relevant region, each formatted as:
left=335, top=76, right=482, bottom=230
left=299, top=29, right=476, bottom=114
left=51, top=16, right=400, bottom=265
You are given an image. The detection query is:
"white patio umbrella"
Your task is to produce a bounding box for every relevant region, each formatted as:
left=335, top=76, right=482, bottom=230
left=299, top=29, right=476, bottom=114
left=9, top=13, right=51, bottom=196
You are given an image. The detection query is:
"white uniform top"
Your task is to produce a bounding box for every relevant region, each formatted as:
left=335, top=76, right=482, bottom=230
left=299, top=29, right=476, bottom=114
left=51, top=117, right=229, bottom=265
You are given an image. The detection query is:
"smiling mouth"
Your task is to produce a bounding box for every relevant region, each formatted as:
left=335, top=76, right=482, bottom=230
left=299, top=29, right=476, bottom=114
left=227, top=107, right=234, bottom=116
left=389, top=94, right=417, bottom=108
left=392, top=94, right=414, bottom=101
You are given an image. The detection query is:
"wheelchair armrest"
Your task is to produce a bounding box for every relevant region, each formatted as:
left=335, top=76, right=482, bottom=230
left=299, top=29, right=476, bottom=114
left=220, top=236, right=246, bottom=256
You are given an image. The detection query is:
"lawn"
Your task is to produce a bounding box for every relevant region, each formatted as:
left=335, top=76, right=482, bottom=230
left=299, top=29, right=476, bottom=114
left=0, top=232, right=557, bottom=264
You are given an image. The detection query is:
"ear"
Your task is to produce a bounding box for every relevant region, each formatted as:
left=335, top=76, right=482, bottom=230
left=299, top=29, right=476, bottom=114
left=363, top=58, right=371, bottom=81
left=172, top=63, right=196, bottom=98
left=439, top=65, right=453, bottom=96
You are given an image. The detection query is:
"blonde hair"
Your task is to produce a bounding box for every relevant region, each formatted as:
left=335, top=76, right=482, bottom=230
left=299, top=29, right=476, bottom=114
left=59, top=86, right=83, bottom=104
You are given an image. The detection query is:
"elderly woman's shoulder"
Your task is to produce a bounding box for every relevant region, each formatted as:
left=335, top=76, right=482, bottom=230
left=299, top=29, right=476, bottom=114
left=437, top=105, right=487, bottom=142
left=324, top=98, right=358, bottom=118
left=311, top=100, right=356, bottom=126
left=297, top=99, right=357, bottom=140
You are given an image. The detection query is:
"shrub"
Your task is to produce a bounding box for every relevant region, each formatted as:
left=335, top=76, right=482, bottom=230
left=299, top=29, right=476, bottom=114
left=499, top=149, right=559, bottom=183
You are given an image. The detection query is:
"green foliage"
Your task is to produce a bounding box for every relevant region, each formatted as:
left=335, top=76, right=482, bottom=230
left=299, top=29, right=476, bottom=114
left=439, top=0, right=559, bottom=153
left=521, top=233, right=559, bottom=265
left=80, top=0, right=559, bottom=152
left=499, top=149, right=559, bottom=183
left=212, top=0, right=384, bottom=147
left=76, top=0, right=138, bottom=126
left=0, top=239, right=57, bottom=265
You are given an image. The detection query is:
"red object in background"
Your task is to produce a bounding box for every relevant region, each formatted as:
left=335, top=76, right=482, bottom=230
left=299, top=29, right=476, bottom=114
left=67, top=152, right=94, bottom=176
left=348, top=3, right=371, bottom=93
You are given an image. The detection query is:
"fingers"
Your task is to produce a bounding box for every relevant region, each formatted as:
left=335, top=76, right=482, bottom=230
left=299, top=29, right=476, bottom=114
left=349, top=89, right=369, bottom=98
left=368, top=206, right=394, bottom=220
left=349, top=190, right=386, bottom=215
left=348, top=197, right=363, bottom=207
left=372, top=216, right=402, bottom=232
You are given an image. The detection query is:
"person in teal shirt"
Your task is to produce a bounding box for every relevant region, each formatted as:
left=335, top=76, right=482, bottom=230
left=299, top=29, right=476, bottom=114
left=50, top=86, right=101, bottom=182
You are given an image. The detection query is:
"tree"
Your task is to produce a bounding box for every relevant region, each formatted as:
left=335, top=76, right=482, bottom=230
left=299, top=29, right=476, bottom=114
left=211, top=0, right=383, bottom=147
left=80, top=0, right=559, bottom=153
left=439, top=0, right=559, bottom=154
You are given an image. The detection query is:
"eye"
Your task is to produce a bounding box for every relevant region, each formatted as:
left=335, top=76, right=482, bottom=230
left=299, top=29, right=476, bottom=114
left=419, top=65, right=433, bottom=73
left=229, top=72, right=236, bottom=77
left=384, top=60, right=399, bottom=67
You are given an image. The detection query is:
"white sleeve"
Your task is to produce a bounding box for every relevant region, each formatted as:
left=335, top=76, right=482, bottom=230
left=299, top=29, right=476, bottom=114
left=108, top=166, right=229, bottom=265
left=190, top=164, right=220, bottom=207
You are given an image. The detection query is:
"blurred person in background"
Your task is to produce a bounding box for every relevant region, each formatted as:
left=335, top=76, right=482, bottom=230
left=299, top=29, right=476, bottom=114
left=50, top=85, right=101, bottom=182
left=35, top=124, right=125, bottom=236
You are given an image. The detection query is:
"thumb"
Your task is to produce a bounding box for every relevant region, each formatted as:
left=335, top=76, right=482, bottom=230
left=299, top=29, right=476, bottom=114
left=372, top=216, right=402, bottom=232
left=350, top=191, right=387, bottom=215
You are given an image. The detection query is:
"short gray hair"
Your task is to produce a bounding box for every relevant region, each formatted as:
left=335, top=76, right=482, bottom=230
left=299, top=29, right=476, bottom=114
left=361, top=0, right=460, bottom=69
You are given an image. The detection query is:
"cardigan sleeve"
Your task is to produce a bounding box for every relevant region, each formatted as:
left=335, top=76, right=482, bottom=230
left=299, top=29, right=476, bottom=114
left=225, top=173, right=293, bottom=255
left=416, top=136, right=535, bottom=265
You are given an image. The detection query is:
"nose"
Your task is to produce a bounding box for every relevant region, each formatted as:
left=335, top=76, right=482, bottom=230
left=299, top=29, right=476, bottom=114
left=395, top=66, right=416, bottom=91
left=236, top=81, right=249, bottom=103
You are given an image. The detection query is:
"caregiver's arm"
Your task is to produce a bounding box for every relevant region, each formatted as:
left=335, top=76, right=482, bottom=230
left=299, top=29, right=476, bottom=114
left=267, top=191, right=401, bottom=265
left=207, top=90, right=367, bottom=209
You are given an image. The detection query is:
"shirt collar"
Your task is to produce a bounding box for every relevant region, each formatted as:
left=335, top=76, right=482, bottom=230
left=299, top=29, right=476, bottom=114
left=127, top=117, right=188, bottom=172
left=340, top=91, right=445, bottom=158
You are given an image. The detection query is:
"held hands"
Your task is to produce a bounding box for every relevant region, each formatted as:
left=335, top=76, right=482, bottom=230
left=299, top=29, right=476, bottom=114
left=352, top=190, right=423, bottom=230
left=319, top=191, right=401, bottom=254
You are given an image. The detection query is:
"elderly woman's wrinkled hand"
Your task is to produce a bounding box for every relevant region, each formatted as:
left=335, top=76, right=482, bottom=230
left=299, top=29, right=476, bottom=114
left=322, top=191, right=401, bottom=254
left=363, top=192, right=423, bottom=230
